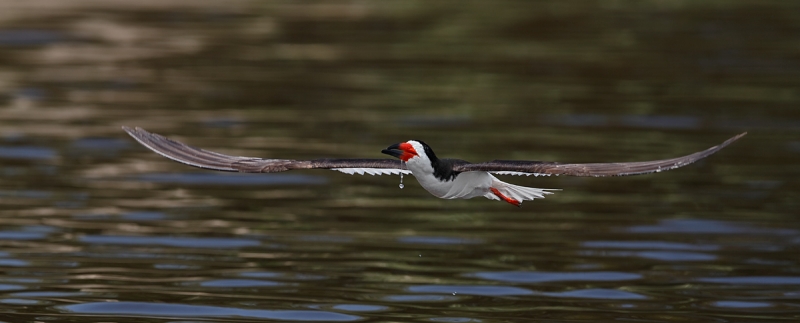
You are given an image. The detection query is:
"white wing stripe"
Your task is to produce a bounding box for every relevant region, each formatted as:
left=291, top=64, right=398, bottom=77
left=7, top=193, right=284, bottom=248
left=490, top=171, right=552, bottom=177
left=336, top=169, right=546, bottom=177
left=332, top=168, right=412, bottom=176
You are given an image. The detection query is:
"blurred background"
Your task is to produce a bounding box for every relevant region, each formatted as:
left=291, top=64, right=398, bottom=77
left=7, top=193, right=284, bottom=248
left=0, top=1, right=798, bottom=322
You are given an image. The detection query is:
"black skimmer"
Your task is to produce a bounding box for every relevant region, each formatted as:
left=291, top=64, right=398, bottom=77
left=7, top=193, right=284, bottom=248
left=123, top=127, right=745, bottom=207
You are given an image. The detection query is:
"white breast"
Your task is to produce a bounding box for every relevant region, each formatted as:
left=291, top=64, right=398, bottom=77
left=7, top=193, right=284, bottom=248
left=405, top=158, right=492, bottom=199
left=402, top=141, right=493, bottom=200
left=404, top=154, right=446, bottom=196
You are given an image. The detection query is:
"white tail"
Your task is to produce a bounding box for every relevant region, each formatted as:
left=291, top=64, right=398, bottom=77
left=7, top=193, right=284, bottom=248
left=484, top=176, right=559, bottom=205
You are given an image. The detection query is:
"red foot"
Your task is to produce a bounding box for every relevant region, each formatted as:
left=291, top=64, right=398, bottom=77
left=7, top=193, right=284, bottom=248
left=490, top=187, right=521, bottom=207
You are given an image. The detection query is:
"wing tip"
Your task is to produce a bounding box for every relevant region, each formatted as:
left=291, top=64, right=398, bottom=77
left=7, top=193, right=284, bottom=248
left=121, top=125, right=137, bottom=132
left=710, top=131, right=747, bottom=152
left=121, top=126, right=247, bottom=172
left=122, top=126, right=152, bottom=140
left=729, top=131, right=747, bottom=143
left=121, top=125, right=133, bottom=135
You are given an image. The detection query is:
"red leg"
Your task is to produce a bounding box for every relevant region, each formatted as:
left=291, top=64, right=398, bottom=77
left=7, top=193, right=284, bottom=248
left=490, top=187, right=521, bottom=207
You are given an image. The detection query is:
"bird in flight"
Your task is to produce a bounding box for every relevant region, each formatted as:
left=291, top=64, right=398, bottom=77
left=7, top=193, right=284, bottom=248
left=123, top=127, right=745, bottom=207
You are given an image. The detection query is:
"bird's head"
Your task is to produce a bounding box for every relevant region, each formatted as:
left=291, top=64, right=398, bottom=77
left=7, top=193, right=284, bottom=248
left=382, top=140, right=435, bottom=162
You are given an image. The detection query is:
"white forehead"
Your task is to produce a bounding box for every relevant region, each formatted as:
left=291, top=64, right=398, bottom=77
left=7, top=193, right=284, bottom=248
left=407, top=140, right=426, bottom=155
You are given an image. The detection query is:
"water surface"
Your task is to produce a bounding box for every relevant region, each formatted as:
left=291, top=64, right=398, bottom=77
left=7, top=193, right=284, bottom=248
left=0, top=1, right=798, bottom=322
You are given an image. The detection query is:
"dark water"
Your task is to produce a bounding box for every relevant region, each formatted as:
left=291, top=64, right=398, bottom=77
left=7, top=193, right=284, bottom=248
left=1, top=1, right=799, bottom=322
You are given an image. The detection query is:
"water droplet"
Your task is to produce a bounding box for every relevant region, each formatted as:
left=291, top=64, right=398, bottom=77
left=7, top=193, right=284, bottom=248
left=398, top=163, right=405, bottom=189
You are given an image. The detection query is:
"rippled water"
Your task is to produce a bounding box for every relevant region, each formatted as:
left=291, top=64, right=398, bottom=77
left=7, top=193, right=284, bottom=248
left=0, top=1, right=799, bottom=322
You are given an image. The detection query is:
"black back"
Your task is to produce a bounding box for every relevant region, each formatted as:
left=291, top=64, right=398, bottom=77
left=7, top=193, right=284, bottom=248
left=415, top=140, right=467, bottom=181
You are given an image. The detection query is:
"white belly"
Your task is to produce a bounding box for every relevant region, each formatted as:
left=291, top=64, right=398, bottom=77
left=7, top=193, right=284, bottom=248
left=404, top=153, right=494, bottom=200
left=416, top=171, right=493, bottom=199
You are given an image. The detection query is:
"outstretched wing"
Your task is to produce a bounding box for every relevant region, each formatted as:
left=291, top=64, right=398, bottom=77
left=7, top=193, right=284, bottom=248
left=123, top=127, right=410, bottom=175
left=453, top=132, right=746, bottom=177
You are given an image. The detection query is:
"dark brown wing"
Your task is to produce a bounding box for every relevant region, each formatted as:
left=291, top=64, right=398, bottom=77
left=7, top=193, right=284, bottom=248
left=123, top=127, right=407, bottom=173
left=452, top=132, right=746, bottom=177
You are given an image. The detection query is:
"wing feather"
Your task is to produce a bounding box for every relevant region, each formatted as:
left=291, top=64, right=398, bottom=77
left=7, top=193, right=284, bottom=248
left=332, top=168, right=412, bottom=176
left=123, top=127, right=407, bottom=174
left=124, top=127, right=744, bottom=177
left=455, top=133, right=746, bottom=177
